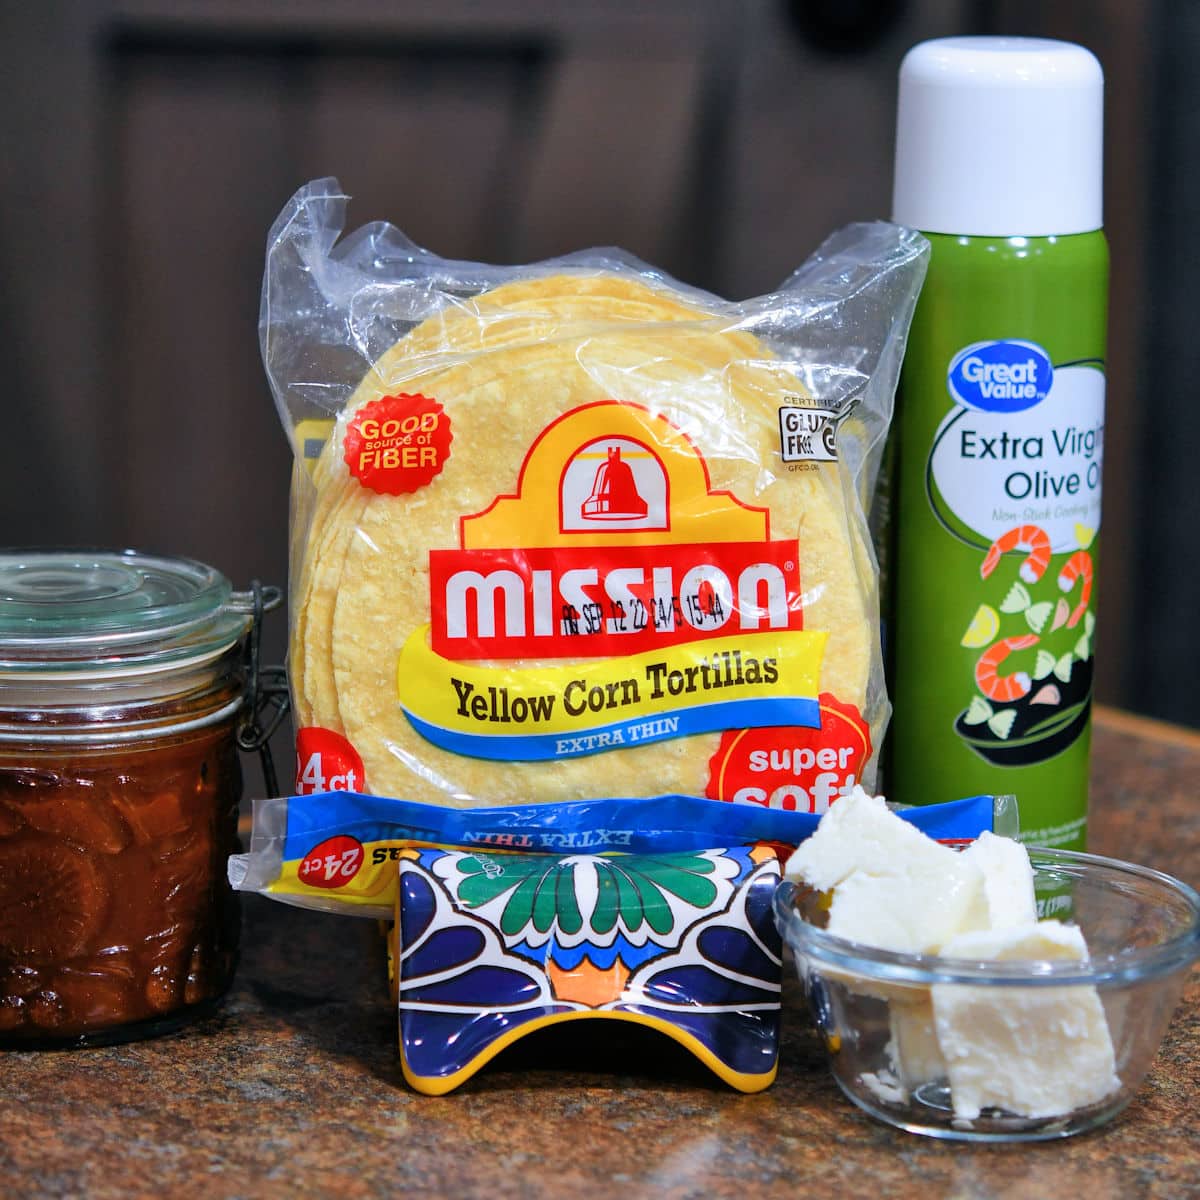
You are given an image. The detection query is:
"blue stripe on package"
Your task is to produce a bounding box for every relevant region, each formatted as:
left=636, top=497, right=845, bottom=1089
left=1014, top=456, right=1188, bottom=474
left=228, top=791, right=1008, bottom=919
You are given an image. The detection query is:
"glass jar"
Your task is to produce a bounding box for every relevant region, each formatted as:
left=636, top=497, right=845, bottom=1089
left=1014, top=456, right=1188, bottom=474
left=0, top=550, right=255, bottom=1046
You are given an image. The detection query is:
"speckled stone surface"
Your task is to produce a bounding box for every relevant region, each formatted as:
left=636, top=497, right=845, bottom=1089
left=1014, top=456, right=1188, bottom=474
left=2, top=709, right=1197, bottom=1199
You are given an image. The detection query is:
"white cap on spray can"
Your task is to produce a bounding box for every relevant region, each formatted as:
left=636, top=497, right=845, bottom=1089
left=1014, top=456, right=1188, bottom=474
left=892, top=36, right=1104, bottom=237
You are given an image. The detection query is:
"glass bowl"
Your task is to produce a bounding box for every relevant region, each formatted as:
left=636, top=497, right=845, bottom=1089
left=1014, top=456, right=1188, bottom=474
left=773, top=848, right=1200, bottom=1141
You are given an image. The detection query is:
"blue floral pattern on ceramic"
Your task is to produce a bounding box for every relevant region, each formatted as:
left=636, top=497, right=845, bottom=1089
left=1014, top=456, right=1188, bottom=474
left=395, top=845, right=782, bottom=1094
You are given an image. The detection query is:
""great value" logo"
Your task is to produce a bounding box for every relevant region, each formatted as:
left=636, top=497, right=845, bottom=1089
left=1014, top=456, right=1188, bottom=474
left=947, top=339, right=1053, bottom=414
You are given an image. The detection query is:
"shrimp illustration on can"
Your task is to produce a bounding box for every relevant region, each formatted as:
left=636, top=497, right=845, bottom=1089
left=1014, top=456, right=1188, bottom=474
left=980, top=524, right=1051, bottom=585
left=954, top=522, right=1095, bottom=769
left=1057, top=549, right=1094, bottom=628
left=974, top=633, right=1039, bottom=703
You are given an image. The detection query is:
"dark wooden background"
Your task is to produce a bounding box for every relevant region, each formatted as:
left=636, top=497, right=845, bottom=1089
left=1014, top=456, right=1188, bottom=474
left=0, top=0, right=1191, bottom=750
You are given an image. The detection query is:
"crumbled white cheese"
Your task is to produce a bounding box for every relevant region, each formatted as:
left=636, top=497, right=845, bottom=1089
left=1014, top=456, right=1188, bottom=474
left=787, top=789, right=1121, bottom=1121
left=883, top=840, right=1032, bottom=1099
left=887, top=995, right=946, bottom=1088
left=933, top=922, right=1120, bottom=1119
left=961, top=830, right=1037, bottom=929
left=786, top=788, right=989, bottom=954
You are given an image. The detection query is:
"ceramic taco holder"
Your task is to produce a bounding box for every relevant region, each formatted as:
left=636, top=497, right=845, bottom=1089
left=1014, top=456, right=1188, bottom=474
left=392, top=844, right=783, bottom=1094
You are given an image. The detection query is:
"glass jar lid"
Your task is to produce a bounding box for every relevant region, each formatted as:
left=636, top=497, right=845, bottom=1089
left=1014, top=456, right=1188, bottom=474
left=0, top=550, right=253, bottom=675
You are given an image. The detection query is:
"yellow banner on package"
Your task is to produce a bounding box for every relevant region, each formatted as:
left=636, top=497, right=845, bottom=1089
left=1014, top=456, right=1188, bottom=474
left=397, top=626, right=827, bottom=762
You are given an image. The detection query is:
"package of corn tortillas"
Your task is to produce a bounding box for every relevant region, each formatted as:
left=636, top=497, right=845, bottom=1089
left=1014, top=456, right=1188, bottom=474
left=260, top=178, right=927, bottom=811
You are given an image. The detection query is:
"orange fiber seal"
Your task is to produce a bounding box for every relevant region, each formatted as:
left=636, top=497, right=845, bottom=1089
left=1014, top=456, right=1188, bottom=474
left=344, top=394, right=452, bottom=496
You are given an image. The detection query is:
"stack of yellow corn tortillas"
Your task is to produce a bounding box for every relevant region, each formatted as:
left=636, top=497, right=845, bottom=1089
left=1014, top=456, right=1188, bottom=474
left=287, top=271, right=884, bottom=808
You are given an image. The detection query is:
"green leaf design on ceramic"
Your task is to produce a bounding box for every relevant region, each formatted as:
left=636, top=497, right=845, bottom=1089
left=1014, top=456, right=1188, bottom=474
left=532, top=866, right=559, bottom=933
left=1074, top=632, right=1092, bottom=662
left=455, top=854, right=568, bottom=936
left=612, top=865, right=644, bottom=932
left=453, top=850, right=721, bottom=941
left=1054, top=653, right=1074, bottom=683
left=555, top=863, right=583, bottom=937
left=964, top=696, right=994, bottom=725
left=592, top=868, right=619, bottom=936
left=1000, top=581, right=1032, bottom=614
left=594, top=856, right=719, bottom=936
left=455, top=855, right=524, bottom=907
left=503, top=871, right=549, bottom=936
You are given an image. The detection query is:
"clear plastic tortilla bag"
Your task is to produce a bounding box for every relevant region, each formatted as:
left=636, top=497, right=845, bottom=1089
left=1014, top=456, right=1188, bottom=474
left=259, top=177, right=928, bottom=810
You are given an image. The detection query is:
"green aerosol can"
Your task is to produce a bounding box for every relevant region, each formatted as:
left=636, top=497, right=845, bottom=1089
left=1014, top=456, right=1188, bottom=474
left=887, top=38, right=1107, bottom=849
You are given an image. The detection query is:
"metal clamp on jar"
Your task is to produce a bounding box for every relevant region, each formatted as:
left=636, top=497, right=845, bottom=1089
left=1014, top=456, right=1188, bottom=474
left=0, top=550, right=280, bottom=1046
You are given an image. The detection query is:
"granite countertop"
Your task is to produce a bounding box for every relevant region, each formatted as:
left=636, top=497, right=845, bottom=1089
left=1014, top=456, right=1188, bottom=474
left=2, top=708, right=1198, bottom=1199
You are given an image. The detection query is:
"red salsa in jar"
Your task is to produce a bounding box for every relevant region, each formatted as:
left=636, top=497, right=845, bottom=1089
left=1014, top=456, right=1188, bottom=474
left=0, top=551, right=253, bottom=1046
